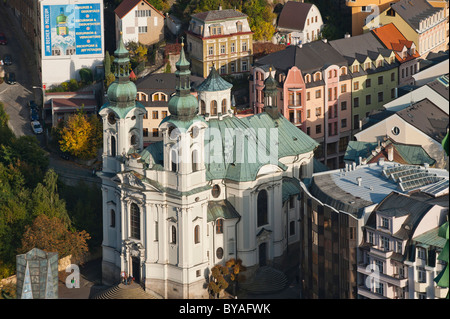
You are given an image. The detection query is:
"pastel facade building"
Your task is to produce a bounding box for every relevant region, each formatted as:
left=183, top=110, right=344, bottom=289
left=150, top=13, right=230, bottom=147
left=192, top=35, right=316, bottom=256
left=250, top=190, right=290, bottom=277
left=275, top=1, right=324, bottom=45
left=371, top=23, right=421, bottom=86
left=330, top=32, right=399, bottom=133
left=364, top=0, right=447, bottom=58
left=250, top=40, right=352, bottom=169
left=115, top=0, right=165, bottom=46
left=185, top=8, right=253, bottom=78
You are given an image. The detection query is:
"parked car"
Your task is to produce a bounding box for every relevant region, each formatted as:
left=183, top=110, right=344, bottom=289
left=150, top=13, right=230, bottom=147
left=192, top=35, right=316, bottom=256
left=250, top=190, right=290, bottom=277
left=5, top=72, right=16, bottom=84
left=3, top=54, right=11, bottom=65
left=0, top=33, right=7, bottom=45
left=28, top=100, right=38, bottom=109
left=31, top=121, right=43, bottom=134
left=30, top=108, right=39, bottom=121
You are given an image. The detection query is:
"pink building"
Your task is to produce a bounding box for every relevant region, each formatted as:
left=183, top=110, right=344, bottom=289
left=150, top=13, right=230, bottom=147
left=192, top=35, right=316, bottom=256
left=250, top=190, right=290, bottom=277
left=250, top=41, right=352, bottom=169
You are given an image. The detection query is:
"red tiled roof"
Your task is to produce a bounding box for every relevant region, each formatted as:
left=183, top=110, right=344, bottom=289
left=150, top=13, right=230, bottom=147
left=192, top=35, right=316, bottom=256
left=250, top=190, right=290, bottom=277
left=115, top=0, right=164, bottom=19
left=52, top=98, right=97, bottom=109
left=371, top=23, right=420, bottom=63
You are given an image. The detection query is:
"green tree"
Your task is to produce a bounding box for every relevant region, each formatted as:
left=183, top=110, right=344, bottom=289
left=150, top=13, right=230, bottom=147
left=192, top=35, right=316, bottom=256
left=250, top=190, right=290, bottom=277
left=164, top=62, right=172, bottom=73
left=434, top=221, right=449, bottom=299
left=59, top=109, right=102, bottom=160
left=225, top=258, right=247, bottom=296
left=105, top=51, right=112, bottom=77
left=79, top=68, right=93, bottom=84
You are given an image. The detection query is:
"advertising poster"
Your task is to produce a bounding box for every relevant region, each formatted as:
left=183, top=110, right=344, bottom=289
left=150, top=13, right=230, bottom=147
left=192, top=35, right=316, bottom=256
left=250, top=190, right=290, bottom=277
left=43, top=3, right=102, bottom=57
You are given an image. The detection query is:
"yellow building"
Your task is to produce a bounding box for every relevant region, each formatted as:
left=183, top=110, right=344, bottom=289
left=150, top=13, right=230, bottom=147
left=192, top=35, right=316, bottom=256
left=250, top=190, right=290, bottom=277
left=185, top=8, right=253, bottom=78
left=363, top=0, right=447, bottom=58
left=330, top=32, right=399, bottom=133
left=346, top=0, right=397, bottom=36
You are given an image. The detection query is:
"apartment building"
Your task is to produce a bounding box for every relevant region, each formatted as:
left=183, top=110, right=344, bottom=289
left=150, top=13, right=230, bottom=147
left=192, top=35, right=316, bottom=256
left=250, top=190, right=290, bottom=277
left=185, top=8, right=253, bottom=78
left=114, top=0, right=165, bottom=46
left=299, top=161, right=449, bottom=299
left=330, top=32, right=399, bottom=134
left=358, top=188, right=448, bottom=299
left=371, top=23, right=421, bottom=86
left=364, top=0, right=447, bottom=58
left=250, top=40, right=352, bottom=169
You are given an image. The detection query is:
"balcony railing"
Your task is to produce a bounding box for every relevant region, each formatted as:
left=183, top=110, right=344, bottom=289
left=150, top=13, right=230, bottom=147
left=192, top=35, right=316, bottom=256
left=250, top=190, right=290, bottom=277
left=357, top=264, right=408, bottom=287
left=435, top=286, right=448, bottom=299
left=414, top=281, right=427, bottom=293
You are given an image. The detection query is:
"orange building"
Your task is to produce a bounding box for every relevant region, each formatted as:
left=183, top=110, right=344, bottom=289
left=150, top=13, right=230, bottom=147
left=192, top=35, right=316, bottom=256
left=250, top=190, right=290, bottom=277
left=346, top=0, right=398, bottom=36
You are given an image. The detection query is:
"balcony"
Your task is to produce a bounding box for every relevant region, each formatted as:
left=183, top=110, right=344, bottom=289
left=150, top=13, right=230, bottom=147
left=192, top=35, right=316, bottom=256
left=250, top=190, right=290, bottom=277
left=369, top=246, right=393, bottom=259
left=357, top=264, right=408, bottom=288
left=414, top=281, right=427, bottom=293
left=357, top=285, right=388, bottom=299
left=435, top=286, right=449, bottom=299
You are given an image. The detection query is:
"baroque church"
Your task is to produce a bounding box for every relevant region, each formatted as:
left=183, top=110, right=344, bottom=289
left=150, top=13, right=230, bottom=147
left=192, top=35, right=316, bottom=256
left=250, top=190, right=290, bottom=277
left=98, top=35, right=318, bottom=298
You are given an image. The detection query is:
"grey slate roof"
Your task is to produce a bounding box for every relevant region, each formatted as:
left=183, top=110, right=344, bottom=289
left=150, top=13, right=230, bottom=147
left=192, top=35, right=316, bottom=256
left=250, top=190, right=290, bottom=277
left=427, top=74, right=449, bottom=100
left=277, top=1, right=313, bottom=31
left=191, top=9, right=247, bottom=22
left=396, top=98, right=448, bottom=143
left=255, top=40, right=347, bottom=74
left=391, top=0, right=442, bottom=31
left=135, top=73, right=204, bottom=97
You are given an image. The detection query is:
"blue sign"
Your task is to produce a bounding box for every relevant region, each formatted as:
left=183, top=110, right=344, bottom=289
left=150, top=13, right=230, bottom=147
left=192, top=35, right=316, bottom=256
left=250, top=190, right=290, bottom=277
left=43, top=3, right=102, bottom=56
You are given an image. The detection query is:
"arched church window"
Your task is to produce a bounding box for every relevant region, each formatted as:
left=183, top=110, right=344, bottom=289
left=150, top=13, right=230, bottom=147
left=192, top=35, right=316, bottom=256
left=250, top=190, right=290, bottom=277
left=210, top=100, right=217, bottom=116
left=111, top=135, right=116, bottom=157
left=110, top=209, right=115, bottom=228
left=130, top=203, right=140, bottom=240
left=192, top=149, right=199, bottom=172
left=216, top=219, right=223, bottom=234
left=257, top=189, right=268, bottom=227
left=130, top=134, right=138, bottom=147
left=221, top=99, right=227, bottom=114
left=194, top=225, right=200, bottom=244
left=171, top=149, right=178, bottom=172
left=171, top=225, right=177, bottom=244
left=200, top=100, right=206, bottom=115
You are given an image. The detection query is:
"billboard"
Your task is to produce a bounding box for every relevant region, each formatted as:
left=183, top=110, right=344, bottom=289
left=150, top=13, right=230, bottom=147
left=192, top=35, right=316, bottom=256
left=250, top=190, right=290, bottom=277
left=42, top=3, right=102, bottom=57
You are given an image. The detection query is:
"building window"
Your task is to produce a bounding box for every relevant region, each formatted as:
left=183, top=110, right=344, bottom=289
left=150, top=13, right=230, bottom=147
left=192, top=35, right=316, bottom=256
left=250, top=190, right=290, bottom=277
left=242, top=41, right=247, bottom=52
left=212, top=184, right=221, bottom=198
left=143, top=128, right=148, bottom=137
left=162, top=111, right=168, bottom=118
left=315, top=107, right=321, bottom=116
left=210, top=100, right=218, bottom=115
left=341, top=118, right=347, bottom=128
left=138, top=26, right=148, bottom=33
left=354, top=114, right=360, bottom=129
left=378, top=92, right=384, bottom=102
left=110, top=209, right=115, bottom=228
left=192, top=150, right=199, bottom=172
left=378, top=76, right=383, bottom=85
left=417, top=267, right=426, bottom=283
left=236, top=22, right=242, bottom=32
left=231, top=42, right=235, bottom=53
left=381, top=217, right=389, bottom=229
left=152, top=129, right=158, bottom=137
left=391, top=72, right=395, bottom=81
left=194, top=225, right=200, bottom=244
left=208, top=46, right=214, bottom=56
left=230, top=62, right=235, bottom=73
left=375, top=260, right=384, bottom=274
left=306, top=92, right=311, bottom=101
left=366, top=79, right=371, bottom=88
left=366, top=94, right=372, bottom=105
left=354, top=81, right=359, bottom=90
left=352, top=65, right=359, bottom=73
left=289, top=221, right=295, bottom=236
left=354, top=97, right=359, bottom=108
left=221, top=99, right=227, bottom=114
left=315, top=89, right=321, bottom=99
left=341, top=101, right=347, bottom=111
left=216, top=218, right=223, bottom=234
left=242, top=61, right=248, bottom=71
left=368, top=231, right=374, bottom=244
left=417, top=247, right=426, bottom=260
left=111, top=135, right=116, bottom=157
left=315, top=124, right=322, bottom=134
left=341, top=84, right=347, bottom=93
left=171, top=149, right=178, bottom=172
left=220, top=44, right=226, bottom=54
left=220, top=64, right=226, bottom=74
left=257, top=190, right=268, bottom=227
left=381, top=236, right=389, bottom=251
left=152, top=111, right=158, bottom=119
left=130, top=203, right=140, bottom=240
left=216, top=247, right=224, bottom=259
left=171, top=225, right=176, bottom=244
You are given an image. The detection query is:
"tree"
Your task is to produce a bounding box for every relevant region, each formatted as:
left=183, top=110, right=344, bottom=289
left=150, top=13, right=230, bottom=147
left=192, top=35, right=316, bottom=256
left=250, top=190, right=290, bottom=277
left=208, top=264, right=229, bottom=299
left=79, top=68, right=93, bottom=85
left=164, top=62, right=172, bottom=73
left=59, top=109, right=102, bottom=160
left=105, top=51, right=112, bottom=77
left=243, top=0, right=276, bottom=41
left=19, top=214, right=91, bottom=264
left=225, top=258, right=247, bottom=296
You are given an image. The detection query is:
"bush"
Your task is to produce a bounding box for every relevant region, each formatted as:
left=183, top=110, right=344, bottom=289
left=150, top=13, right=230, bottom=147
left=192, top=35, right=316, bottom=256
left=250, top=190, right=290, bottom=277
left=79, top=68, right=93, bottom=84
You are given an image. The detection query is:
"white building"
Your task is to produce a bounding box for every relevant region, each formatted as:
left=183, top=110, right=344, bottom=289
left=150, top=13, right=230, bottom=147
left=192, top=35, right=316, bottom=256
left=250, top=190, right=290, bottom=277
left=275, top=1, right=324, bottom=45
left=98, top=37, right=318, bottom=298
left=39, top=0, right=105, bottom=87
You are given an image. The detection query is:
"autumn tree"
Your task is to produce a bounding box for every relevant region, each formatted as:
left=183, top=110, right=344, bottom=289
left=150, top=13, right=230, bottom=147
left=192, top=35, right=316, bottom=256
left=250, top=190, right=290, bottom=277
left=20, top=214, right=91, bottom=264
left=226, top=258, right=247, bottom=296
left=243, top=0, right=275, bottom=41
left=59, top=109, right=102, bottom=160
left=208, top=264, right=229, bottom=299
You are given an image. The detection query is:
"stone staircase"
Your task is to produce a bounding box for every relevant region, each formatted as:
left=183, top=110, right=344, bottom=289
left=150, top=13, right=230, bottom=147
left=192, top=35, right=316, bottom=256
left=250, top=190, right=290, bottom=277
left=92, top=282, right=161, bottom=299
left=239, top=266, right=288, bottom=294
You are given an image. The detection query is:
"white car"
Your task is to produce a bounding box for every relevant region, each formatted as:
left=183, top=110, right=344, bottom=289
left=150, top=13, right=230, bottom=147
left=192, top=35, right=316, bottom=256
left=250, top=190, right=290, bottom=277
left=31, top=121, right=43, bottom=134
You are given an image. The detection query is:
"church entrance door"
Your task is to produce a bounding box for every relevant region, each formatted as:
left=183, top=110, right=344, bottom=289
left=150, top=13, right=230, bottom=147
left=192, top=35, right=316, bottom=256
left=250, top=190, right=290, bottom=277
left=259, top=243, right=267, bottom=267
left=132, top=257, right=140, bottom=284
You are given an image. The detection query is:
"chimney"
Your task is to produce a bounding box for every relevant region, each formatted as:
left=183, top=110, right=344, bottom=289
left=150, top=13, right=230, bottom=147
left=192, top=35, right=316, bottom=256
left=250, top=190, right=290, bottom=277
left=378, top=158, right=385, bottom=166
left=357, top=177, right=362, bottom=186
left=352, top=162, right=357, bottom=170
left=387, top=145, right=394, bottom=161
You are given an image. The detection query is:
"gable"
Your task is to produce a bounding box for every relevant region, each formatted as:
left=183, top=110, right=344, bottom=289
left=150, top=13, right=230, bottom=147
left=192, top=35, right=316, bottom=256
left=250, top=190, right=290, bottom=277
left=115, top=0, right=164, bottom=19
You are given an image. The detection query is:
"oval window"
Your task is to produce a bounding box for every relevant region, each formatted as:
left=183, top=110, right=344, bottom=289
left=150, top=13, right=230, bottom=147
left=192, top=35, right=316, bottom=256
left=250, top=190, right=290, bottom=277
left=391, top=126, right=400, bottom=136
left=212, top=185, right=221, bottom=198
left=108, top=112, right=116, bottom=125
left=216, top=247, right=224, bottom=259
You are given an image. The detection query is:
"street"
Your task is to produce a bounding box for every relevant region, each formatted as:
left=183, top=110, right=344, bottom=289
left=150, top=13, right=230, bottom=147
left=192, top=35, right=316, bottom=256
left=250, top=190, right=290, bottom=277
left=0, top=3, right=43, bottom=139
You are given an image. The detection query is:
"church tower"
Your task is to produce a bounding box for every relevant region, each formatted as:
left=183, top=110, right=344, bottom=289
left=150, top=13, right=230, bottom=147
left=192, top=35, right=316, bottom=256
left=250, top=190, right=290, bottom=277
left=99, top=32, right=146, bottom=174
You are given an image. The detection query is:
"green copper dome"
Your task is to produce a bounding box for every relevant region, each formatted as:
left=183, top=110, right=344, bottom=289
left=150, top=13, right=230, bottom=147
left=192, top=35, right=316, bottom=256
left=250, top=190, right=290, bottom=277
left=107, top=81, right=137, bottom=108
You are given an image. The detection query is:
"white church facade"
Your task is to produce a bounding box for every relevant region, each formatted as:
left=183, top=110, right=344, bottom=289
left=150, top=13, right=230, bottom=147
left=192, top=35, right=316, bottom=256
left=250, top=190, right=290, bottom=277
left=98, top=36, right=318, bottom=299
